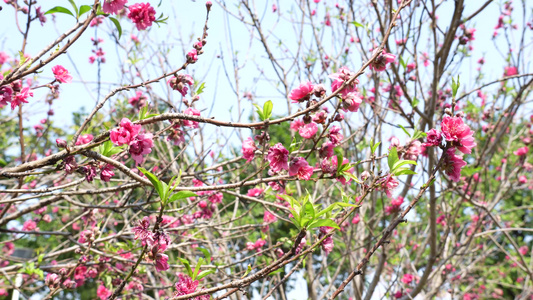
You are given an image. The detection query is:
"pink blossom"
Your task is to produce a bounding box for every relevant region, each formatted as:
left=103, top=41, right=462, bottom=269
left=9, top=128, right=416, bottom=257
left=174, top=274, right=199, bottom=296
left=45, top=273, right=61, bottom=288
left=514, top=146, right=528, bottom=156
left=351, top=214, right=360, bottom=224
left=22, top=220, right=38, bottom=231
left=406, top=62, right=416, bottom=72
left=51, top=65, right=72, bottom=83
left=133, top=216, right=153, bottom=245
left=83, top=164, right=97, bottom=182
left=404, top=140, right=422, bottom=161
left=182, top=108, right=201, bottom=128
left=90, top=17, right=103, bottom=27
left=127, top=2, right=156, bottom=31
left=299, top=122, right=318, bottom=139
left=328, top=126, right=343, bottom=146
left=36, top=6, right=47, bottom=25
left=267, top=143, right=289, bottom=173
left=154, top=253, right=169, bottom=271
left=0, top=84, right=13, bottom=107
left=319, top=141, right=334, bottom=158
left=504, top=66, right=518, bottom=76
left=442, top=148, right=467, bottom=182
left=289, top=81, right=314, bottom=102
left=426, top=128, right=442, bottom=146
left=208, top=192, right=223, bottom=204
left=441, top=116, right=476, bottom=154
left=11, top=87, right=33, bottom=110
left=168, top=74, right=194, bottom=96
left=187, top=49, right=198, bottom=63
left=75, top=134, right=93, bottom=145
left=254, top=238, right=266, bottom=250
left=290, top=119, right=304, bottom=131
left=264, top=211, right=277, bottom=224
left=0, top=52, right=9, bottom=64
left=272, top=4, right=277, bottom=12
left=97, top=284, right=112, bottom=300
left=110, top=118, right=141, bottom=146
left=519, top=246, right=529, bottom=255
left=247, top=188, right=264, bottom=197
left=102, top=0, right=127, bottom=15
left=378, top=174, right=400, bottom=197
left=341, top=93, right=362, bottom=112
left=329, top=66, right=359, bottom=98
left=385, top=196, right=404, bottom=215
left=129, top=133, right=154, bottom=164
left=242, top=137, right=257, bottom=162
left=64, top=156, right=77, bottom=174
left=370, top=50, right=396, bottom=72
left=401, top=273, right=414, bottom=284
left=128, top=90, right=147, bottom=108
left=100, top=164, right=115, bottom=182
left=321, top=235, right=334, bottom=254
left=288, top=157, right=314, bottom=180
left=518, top=175, right=527, bottom=184
left=331, top=156, right=353, bottom=185
left=313, top=110, right=328, bottom=124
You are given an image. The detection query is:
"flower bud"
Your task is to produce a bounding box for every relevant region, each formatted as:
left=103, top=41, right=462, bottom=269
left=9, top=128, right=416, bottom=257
left=56, top=139, right=67, bottom=148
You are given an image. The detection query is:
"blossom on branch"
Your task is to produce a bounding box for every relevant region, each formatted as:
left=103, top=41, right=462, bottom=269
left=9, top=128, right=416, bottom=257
left=128, top=3, right=156, bottom=31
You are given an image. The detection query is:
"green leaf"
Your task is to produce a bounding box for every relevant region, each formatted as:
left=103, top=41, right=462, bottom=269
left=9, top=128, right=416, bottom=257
left=303, top=201, right=315, bottom=220
left=412, top=97, right=419, bottom=107
left=263, top=100, right=273, bottom=120
left=109, top=17, right=122, bottom=39
left=351, top=21, right=364, bottom=28
left=197, top=269, right=215, bottom=280
left=398, top=124, right=411, bottom=137
left=399, top=56, right=407, bottom=69
left=289, top=217, right=301, bottom=230
left=394, top=168, right=417, bottom=176
left=0, top=158, right=7, bottom=167
left=315, top=204, right=337, bottom=218
left=196, top=82, right=206, bottom=95
left=179, top=258, right=193, bottom=277
left=412, top=129, right=427, bottom=140
left=392, top=160, right=417, bottom=172
left=462, top=166, right=482, bottom=177
left=160, top=181, right=169, bottom=203
left=452, top=75, right=460, bottom=98
left=268, top=268, right=283, bottom=276
left=242, top=265, right=252, bottom=278
left=45, top=6, right=75, bottom=17
left=192, top=258, right=204, bottom=281
left=388, top=147, right=399, bottom=170
left=253, top=104, right=265, bottom=121
left=67, top=0, right=79, bottom=17
left=197, top=248, right=211, bottom=264
left=139, top=105, right=148, bottom=120
left=370, top=140, right=381, bottom=155
left=137, top=167, right=163, bottom=199
left=307, top=219, right=340, bottom=230
left=168, top=191, right=197, bottom=204
left=289, top=137, right=302, bottom=153
left=99, top=141, right=125, bottom=157
left=421, top=178, right=436, bottom=189
left=79, top=5, right=92, bottom=16
left=336, top=153, right=344, bottom=174
left=342, top=171, right=362, bottom=184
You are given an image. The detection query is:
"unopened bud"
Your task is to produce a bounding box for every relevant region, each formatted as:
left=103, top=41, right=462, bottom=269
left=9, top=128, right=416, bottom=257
left=56, top=139, right=67, bottom=148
